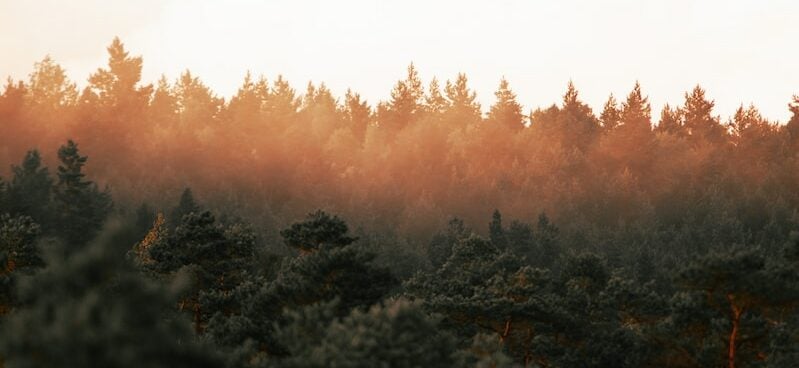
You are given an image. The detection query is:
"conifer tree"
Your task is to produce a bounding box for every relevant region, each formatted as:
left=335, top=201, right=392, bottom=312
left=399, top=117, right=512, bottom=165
left=6, top=150, right=53, bottom=227
left=169, top=187, right=201, bottom=227
left=87, top=37, right=152, bottom=117
left=424, top=77, right=449, bottom=117
left=279, top=210, right=357, bottom=254
left=0, top=224, right=222, bottom=367
left=600, top=94, right=621, bottom=131
left=489, top=209, right=508, bottom=249
left=0, top=214, right=44, bottom=315
left=488, top=78, right=524, bottom=131
left=343, top=89, right=372, bottom=143
left=378, top=63, right=424, bottom=133
left=682, top=86, right=726, bottom=144
left=52, top=140, right=113, bottom=247
left=297, top=300, right=457, bottom=367
left=146, top=211, right=257, bottom=333
left=444, top=73, right=482, bottom=127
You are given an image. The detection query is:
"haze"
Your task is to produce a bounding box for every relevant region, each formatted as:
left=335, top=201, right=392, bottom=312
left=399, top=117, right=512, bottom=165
left=1, top=0, right=797, bottom=121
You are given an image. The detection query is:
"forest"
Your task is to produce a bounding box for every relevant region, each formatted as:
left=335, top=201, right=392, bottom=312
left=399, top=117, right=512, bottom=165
left=1, top=38, right=799, bottom=367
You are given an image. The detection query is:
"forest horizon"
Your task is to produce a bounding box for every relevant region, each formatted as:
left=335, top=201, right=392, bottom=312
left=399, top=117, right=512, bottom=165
left=2, top=3, right=799, bottom=367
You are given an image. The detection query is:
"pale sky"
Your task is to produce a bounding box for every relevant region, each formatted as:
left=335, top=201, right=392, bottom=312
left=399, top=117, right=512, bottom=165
left=1, top=0, right=797, bottom=122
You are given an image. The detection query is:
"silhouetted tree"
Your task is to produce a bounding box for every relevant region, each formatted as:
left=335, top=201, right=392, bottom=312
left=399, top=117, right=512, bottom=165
left=52, top=140, right=113, bottom=246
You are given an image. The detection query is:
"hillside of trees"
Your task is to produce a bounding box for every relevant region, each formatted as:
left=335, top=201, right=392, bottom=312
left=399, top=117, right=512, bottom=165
left=1, top=38, right=799, bottom=367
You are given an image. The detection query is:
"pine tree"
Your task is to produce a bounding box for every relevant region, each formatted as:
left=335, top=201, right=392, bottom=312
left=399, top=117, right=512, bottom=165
left=600, top=94, right=621, bottom=131
left=444, top=73, right=482, bottom=127
left=0, top=224, right=222, bottom=367
left=489, top=209, right=507, bottom=249
left=0, top=214, right=44, bottom=315
left=52, top=140, right=113, bottom=247
left=26, top=56, right=78, bottom=116
left=655, top=104, right=683, bottom=135
left=87, top=37, right=152, bottom=116
left=661, top=246, right=799, bottom=368
left=378, top=63, right=424, bottom=133
left=6, top=150, right=53, bottom=227
left=205, top=211, right=396, bottom=362
left=488, top=78, right=524, bottom=131
left=298, top=300, right=456, bottom=367
left=279, top=210, right=357, bottom=254
left=146, top=211, right=257, bottom=333
left=174, top=70, right=223, bottom=127
left=169, top=187, right=201, bottom=227
left=427, top=217, right=470, bottom=269
left=149, top=75, right=179, bottom=127
left=553, top=81, right=600, bottom=150
left=343, top=89, right=372, bottom=143
left=784, top=96, right=799, bottom=147
left=424, top=77, right=449, bottom=117
left=682, top=86, right=726, bottom=144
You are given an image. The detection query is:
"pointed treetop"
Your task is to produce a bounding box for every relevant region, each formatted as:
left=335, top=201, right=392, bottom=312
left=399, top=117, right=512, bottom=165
left=488, top=77, right=524, bottom=130
left=600, top=93, right=621, bottom=130
left=562, top=80, right=580, bottom=107
left=620, top=81, right=651, bottom=128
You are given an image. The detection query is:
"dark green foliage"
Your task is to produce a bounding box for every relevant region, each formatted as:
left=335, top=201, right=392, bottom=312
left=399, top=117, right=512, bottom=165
left=6, top=150, right=53, bottom=227
left=147, top=211, right=257, bottom=332
left=52, top=140, right=113, bottom=246
left=427, top=217, right=469, bottom=269
left=0, top=214, right=44, bottom=273
left=134, top=201, right=156, bottom=238
left=300, top=299, right=456, bottom=367
left=204, top=213, right=397, bottom=364
left=486, top=211, right=561, bottom=270
left=170, top=188, right=200, bottom=227
left=279, top=210, right=357, bottom=253
left=488, top=209, right=507, bottom=249
left=0, top=223, right=222, bottom=368
left=652, top=245, right=799, bottom=367
left=0, top=177, right=6, bottom=211
left=0, top=214, right=44, bottom=315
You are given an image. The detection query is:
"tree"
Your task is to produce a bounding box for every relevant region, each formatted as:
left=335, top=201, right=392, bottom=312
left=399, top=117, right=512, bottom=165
left=0, top=214, right=44, bottom=315
left=785, top=95, right=799, bottom=146
left=655, top=104, right=683, bottom=135
left=146, top=211, right=257, bottom=333
left=174, top=70, right=223, bottom=127
left=378, top=63, right=424, bottom=133
left=87, top=37, right=152, bottom=118
left=444, top=73, right=482, bottom=128
left=424, top=77, right=449, bottom=117
left=660, top=246, right=799, bottom=368
left=532, top=81, right=600, bottom=151
left=149, top=75, right=179, bottom=127
left=488, top=78, right=524, bottom=131
left=279, top=210, right=357, bottom=254
left=0, top=224, right=222, bottom=367
left=26, top=56, right=78, bottom=115
left=600, top=94, right=621, bottom=131
left=343, top=89, right=372, bottom=143
left=489, top=209, right=508, bottom=249
left=52, top=140, right=113, bottom=247
left=169, top=187, right=201, bottom=227
left=291, top=300, right=457, bottom=367
left=204, top=211, right=396, bottom=362
left=427, top=217, right=470, bottom=269
left=682, top=86, right=726, bottom=145
left=6, top=150, right=53, bottom=227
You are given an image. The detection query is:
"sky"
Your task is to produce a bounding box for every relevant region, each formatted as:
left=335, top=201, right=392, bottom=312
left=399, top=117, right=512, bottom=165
left=1, top=0, right=797, bottom=122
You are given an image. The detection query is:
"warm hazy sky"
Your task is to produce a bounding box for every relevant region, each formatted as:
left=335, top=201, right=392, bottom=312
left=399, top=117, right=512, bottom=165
left=1, top=0, right=797, bottom=122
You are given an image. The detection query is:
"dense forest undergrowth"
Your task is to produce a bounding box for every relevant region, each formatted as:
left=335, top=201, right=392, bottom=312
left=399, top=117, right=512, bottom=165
left=1, top=39, right=799, bottom=367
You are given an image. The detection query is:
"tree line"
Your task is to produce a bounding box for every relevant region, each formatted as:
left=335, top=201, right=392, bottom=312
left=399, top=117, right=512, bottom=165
left=1, top=38, right=799, bottom=366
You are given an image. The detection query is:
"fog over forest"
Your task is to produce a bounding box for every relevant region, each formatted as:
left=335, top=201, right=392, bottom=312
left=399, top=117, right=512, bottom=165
left=1, top=37, right=799, bottom=367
